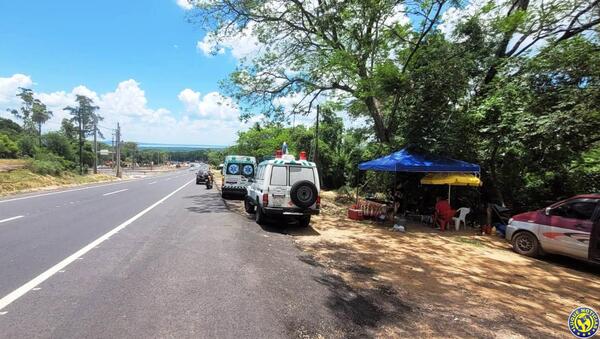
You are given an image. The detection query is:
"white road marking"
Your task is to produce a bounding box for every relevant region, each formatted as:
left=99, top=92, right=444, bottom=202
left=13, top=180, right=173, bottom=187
left=0, top=173, right=174, bottom=204
left=0, top=311, right=7, bottom=315
left=102, top=189, right=129, bottom=196
left=0, top=216, right=24, bottom=224
left=32, top=288, right=41, bottom=291
left=0, top=179, right=193, bottom=312
left=149, top=181, right=157, bottom=185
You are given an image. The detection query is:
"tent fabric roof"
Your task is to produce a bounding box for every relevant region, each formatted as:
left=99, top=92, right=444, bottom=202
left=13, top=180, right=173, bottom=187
left=358, top=148, right=480, bottom=173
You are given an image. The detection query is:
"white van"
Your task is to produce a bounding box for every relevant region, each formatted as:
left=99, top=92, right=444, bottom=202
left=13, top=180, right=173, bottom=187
left=221, top=155, right=256, bottom=199
left=245, top=153, right=320, bottom=227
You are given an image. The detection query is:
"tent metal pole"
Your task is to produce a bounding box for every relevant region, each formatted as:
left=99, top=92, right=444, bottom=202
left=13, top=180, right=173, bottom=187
left=355, top=170, right=360, bottom=206
left=448, top=184, right=451, bottom=204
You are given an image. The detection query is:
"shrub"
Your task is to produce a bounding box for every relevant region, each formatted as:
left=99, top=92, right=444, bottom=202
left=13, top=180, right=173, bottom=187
left=28, top=159, right=65, bottom=175
left=43, top=132, right=75, bottom=161
left=0, top=133, right=19, bottom=158
left=18, top=135, right=38, bottom=157
left=26, top=152, right=71, bottom=176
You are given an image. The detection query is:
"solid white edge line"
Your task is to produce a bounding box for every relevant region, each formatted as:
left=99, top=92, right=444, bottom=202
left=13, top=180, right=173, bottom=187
left=0, top=215, right=24, bottom=224
left=0, top=179, right=194, bottom=312
left=102, top=189, right=129, bottom=196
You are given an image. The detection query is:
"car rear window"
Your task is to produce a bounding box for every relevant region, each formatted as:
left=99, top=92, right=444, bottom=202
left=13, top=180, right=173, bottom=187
left=289, top=166, right=314, bottom=185
left=270, top=166, right=287, bottom=186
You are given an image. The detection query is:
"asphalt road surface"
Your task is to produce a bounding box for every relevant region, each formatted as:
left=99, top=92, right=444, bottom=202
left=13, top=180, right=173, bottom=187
left=0, top=170, right=351, bottom=338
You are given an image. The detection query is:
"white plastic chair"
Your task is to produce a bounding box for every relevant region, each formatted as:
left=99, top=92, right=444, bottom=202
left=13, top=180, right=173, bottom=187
left=453, top=207, right=470, bottom=231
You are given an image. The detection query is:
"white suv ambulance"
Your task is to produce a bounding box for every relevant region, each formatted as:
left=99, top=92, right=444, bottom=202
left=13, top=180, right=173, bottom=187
left=245, top=152, right=320, bottom=227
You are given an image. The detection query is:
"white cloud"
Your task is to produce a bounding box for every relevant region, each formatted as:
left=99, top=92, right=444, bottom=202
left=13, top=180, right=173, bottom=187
left=176, top=0, right=193, bottom=10
left=0, top=74, right=246, bottom=144
left=178, top=88, right=239, bottom=120
left=197, top=22, right=262, bottom=60
left=383, top=4, right=411, bottom=27
left=0, top=74, right=33, bottom=105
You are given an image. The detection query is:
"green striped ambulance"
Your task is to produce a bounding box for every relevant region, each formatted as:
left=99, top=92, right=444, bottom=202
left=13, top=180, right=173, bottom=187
left=221, top=155, right=257, bottom=199
left=245, top=152, right=320, bottom=227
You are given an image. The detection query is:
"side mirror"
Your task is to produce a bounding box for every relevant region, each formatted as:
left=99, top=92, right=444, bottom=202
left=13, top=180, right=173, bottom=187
left=545, top=207, right=552, bottom=216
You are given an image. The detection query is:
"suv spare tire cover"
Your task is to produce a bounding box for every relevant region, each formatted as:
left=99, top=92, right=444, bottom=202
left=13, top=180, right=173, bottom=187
left=290, top=180, right=318, bottom=208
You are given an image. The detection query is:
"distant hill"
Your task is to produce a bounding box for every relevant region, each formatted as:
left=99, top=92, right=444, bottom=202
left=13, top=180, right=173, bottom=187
left=136, top=143, right=228, bottom=151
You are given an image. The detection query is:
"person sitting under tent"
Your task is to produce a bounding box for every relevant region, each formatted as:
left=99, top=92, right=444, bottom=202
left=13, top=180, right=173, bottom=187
left=433, top=196, right=455, bottom=231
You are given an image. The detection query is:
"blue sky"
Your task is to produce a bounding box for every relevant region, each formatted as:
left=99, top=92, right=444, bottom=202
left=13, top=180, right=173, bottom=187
left=0, top=0, right=249, bottom=145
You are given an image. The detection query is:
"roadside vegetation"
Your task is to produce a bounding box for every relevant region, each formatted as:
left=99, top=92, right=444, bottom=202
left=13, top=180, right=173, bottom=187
left=190, top=0, right=599, bottom=212
left=0, top=89, right=115, bottom=193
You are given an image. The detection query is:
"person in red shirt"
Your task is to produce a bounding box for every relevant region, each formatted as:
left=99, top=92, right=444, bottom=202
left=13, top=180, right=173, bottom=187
left=434, top=196, right=455, bottom=231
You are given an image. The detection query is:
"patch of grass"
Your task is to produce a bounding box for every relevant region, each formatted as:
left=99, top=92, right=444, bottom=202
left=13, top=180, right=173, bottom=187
left=0, top=169, right=116, bottom=196
left=0, top=159, right=28, bottom=171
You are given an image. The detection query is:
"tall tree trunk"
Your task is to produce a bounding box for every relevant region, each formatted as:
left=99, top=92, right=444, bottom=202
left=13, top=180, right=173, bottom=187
left=487, top=144, right=505, bottom=206
left=364, top=96, right=389, bottom=143
left=38, top=122, right=42, bottom=146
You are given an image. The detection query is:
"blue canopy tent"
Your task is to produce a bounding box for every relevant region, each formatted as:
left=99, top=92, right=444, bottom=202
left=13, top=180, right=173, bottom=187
left=357, top=148, right=480, bottom=206
left=358, top=148, right=480, bottom=173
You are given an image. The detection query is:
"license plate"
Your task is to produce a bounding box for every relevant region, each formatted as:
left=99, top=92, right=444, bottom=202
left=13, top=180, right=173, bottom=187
left=272, top=195, right=284, bottom=206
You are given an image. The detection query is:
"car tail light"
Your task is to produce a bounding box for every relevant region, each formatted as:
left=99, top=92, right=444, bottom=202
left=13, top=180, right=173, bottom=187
left=316, top=195, right=321, bottom=208
left=262, top=193, right=269, bottom=206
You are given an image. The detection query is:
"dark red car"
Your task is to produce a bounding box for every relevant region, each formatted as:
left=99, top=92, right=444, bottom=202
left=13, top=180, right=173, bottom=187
left=506, top=194, right=600, bottom=262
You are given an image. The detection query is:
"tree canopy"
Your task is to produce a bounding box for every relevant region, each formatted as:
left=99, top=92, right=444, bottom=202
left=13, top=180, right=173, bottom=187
left=191, top=0, right=600, bottom=208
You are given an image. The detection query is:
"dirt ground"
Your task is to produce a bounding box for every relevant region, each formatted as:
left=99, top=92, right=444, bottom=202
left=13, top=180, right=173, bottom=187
left=221, top=185, right=600, bottom=338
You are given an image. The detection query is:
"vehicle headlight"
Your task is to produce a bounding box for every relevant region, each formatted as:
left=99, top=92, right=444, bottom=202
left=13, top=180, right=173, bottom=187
left=508, top=218, right=513, bottom=225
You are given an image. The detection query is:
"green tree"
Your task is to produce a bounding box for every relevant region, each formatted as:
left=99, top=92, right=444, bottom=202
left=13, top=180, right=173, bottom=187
left=31, top=99, right=53, bottom=145
left=0, top=133, right=19, bottom=158
left=0, top=117, right=22, bottom=138
left=64, top=95, right=101, bottom=174
left=7, top=88, right=36, bottom=133
left=17, top=134, right=38, bottom=158
left=192, top=0, right=451, bottom=143
left=60, top=118, right=78, bottom=141
left=43, top=131, right=75, bottom=162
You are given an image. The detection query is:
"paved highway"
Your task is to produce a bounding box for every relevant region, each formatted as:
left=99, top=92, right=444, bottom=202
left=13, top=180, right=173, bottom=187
left=0, top=170, right=349, bottom=338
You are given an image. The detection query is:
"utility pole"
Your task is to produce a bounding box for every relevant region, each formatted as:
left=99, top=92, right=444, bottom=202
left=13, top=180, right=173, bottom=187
left=111, top=133, right=115, bottom=165
left=116, top=123, right=122, bottom=178
left=314, top=105, right=320, bottom=165
left=93, top=122, right=98, bottom=174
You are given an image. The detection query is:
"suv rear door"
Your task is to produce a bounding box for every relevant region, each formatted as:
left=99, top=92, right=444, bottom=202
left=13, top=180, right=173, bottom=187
left=545, top=199, right=598, bottom=259
left=268, top=165, right=288, bottom=208
left=588, top=201, right=600, bottom=262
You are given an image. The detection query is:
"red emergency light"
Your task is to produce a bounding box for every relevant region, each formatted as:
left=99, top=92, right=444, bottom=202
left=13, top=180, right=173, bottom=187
left=299, top=151, right=307, bottom=160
